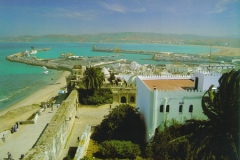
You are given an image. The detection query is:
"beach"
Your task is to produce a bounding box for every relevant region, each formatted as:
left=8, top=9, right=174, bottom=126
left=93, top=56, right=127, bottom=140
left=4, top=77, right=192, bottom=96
left=212, top=46, right=240, bottom=56
left=0, top=71, right=70, bottom=132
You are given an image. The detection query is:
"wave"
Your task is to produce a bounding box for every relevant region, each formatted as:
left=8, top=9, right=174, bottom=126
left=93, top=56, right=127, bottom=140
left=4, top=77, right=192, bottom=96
left=0, top=97, right=9, bottom=102
left=0, top=86, right=31, bottom=102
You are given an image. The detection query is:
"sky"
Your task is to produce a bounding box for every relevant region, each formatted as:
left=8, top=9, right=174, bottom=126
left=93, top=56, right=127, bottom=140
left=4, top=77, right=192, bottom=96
left=0, top=0, right=239, bottom=37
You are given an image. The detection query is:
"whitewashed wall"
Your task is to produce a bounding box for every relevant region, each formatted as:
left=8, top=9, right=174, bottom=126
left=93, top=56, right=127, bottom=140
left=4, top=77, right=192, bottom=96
left=136, top=77, right=153, bottom=141
left=154, top=90, right=207, bottom=129
left=194, top=72, right=222, bottom=91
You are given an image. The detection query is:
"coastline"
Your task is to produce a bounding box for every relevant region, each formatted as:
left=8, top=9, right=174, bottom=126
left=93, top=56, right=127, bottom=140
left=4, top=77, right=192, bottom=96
left=0, top=71, right=70, bottom=116
left=211, top=46, right=240, bottom=56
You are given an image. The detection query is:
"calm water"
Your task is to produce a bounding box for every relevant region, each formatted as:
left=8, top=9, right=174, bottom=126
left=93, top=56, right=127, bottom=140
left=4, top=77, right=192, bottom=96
left=0, top=42, right=217, bottom=111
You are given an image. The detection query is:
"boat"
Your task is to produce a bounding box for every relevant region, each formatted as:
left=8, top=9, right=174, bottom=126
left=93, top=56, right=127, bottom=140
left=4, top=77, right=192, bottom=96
left=42, top=66, right=48, bottom=74
left=30, top=50, right=37, bottom=54
left=42, top=66, right=47, bottom=70
left=44, top=71, right=49, bottom=74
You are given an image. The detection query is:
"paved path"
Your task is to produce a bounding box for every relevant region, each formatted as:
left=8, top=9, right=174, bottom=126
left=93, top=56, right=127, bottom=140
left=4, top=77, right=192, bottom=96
left=59, top=102, right=119, bottom=160
left=0, top=106, right=58, bottom=160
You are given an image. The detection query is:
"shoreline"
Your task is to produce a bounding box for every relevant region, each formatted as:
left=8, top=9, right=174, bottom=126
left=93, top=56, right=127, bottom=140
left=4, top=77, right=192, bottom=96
left=0, top=71, right=70, bottom=116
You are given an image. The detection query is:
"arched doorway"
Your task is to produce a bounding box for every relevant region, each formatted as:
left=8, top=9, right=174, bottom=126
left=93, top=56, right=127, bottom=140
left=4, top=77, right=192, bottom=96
left=130, top=96, right=135, bottom=103
left=121, top=96, right=126, bottom=103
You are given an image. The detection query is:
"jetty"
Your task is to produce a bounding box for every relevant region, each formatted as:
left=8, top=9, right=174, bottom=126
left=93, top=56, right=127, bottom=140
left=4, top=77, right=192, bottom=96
left=6, top=49, right=128, bottom=71
left=92, top=45, right=162, bottom=55
left=6, top=53, right=73, bottom=72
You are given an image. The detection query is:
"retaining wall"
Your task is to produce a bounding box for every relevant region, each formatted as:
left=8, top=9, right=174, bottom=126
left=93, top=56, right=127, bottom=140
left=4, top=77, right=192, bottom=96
left=23, top=90, right=78, bottom=160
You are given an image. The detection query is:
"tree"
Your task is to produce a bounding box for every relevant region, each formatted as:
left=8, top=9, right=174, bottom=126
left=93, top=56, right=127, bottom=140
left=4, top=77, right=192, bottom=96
left=146, top=121, right=190, bottom=160
left=82, top=66, right=104, bottom=91
left=91, top=104, right=145, bottom=145
left=183, top=69, right=240, bottom=159
left=108, top=72, right=115, bottom=86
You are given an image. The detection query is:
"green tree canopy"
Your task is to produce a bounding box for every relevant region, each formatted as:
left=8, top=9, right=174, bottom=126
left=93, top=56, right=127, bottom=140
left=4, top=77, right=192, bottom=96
left=91, top=104, right=145, bottom=145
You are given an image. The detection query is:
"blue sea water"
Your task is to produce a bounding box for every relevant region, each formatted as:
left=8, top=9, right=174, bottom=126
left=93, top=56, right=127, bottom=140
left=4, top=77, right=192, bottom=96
left=0, top=42, right=217, bottom=111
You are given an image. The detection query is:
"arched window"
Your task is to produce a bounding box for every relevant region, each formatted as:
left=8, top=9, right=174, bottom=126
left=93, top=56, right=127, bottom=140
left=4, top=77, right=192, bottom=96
left=166, top=105, right=170, bottom=112
left=189, top=105, right=193, bottom=112
left=179, top=105, right=183, bottom=112
left=121, top=96, right=126, bottom=103
left=160, top=105, right=164, bottom=112
left=130, top=96, right=135, bottom=103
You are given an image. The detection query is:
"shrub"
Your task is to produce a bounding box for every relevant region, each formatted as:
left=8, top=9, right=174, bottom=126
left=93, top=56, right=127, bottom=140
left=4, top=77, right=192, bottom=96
left=78, top=88, right=113, bottom=105
left=99, top=140, right=141, bottom=159
left=91, top=104, right=145, bottom=145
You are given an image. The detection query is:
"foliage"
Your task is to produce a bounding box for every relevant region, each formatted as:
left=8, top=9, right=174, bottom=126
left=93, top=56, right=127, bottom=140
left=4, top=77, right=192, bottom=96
left=78, top=88, right=112, bottom=105
left=146, top=122, right=190, bottom=160
left=91, top=104, right=145, bottom=145
left=80, top=156, right=91, bottom=160
left=99, top=140, right=141, bottom=159
left=82, top=66, right=104, bottom=91
left=184, top=69, right=240, bottom=159
left=108, top=72, right=115, bottom=86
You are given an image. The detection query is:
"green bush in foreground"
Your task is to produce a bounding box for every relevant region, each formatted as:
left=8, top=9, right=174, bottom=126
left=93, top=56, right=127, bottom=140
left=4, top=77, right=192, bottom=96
left=99, top=140, right=141, bottom=159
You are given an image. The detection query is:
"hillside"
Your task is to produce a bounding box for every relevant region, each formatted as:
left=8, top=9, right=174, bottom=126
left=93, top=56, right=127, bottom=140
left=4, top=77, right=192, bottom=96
left=1, top=32, right=240, bottom=48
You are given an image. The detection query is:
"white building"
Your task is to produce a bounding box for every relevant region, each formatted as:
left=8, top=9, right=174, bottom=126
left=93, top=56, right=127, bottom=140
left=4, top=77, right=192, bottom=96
left=130, top=61, right=141, bottom=70
left=136, top=72, right=222, bottom=142
left=193, top=72, right=222, bottom=90
left=166, top=64, right=189, bottom=74
left=101, top=67, right=110, bottom=77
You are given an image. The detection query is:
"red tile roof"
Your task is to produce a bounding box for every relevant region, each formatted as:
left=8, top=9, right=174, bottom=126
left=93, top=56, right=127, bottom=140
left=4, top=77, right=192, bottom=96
left=143, top=79, right=194, bottom=91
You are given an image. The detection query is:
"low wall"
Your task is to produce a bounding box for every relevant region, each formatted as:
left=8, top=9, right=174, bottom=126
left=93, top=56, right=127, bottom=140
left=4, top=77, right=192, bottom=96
left=23, top=90, right=78, bottom=160
left=19, top=113, right=39, bottom=124
left=74, top=125, right=92, bottom=160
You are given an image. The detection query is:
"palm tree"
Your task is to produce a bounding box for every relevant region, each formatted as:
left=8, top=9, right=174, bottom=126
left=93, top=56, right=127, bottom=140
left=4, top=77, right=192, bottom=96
left=108, top=72, right=115, bottom=86
left=184, top=69, right=240, bottom=159
left=82, top=66, right=104, bottom=91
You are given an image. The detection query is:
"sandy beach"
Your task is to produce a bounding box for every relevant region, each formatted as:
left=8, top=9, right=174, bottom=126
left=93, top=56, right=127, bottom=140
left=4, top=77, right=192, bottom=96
left=212, top=46, right=240, bottom=56
left=0, top=71, right=70, bottom=132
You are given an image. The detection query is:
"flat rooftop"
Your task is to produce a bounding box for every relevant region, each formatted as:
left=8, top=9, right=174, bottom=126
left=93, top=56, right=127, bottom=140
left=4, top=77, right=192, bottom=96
left=143, top=79, right=194, bottom=91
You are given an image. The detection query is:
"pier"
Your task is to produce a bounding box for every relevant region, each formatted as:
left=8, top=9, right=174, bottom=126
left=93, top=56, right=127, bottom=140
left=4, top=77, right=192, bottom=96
left=92, top=45, right=161, bottom=55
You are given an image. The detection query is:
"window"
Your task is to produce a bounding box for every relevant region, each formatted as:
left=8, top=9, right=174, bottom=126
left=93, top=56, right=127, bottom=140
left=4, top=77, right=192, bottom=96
left=160, top=105, right=164, bottom=112
left=166, top=105, right=170, bottom=112
left=130, top=96, right=135, bottom=102
left=189, top=105, right=193, bottom=112
left=179, top=105, right=183, bottom=112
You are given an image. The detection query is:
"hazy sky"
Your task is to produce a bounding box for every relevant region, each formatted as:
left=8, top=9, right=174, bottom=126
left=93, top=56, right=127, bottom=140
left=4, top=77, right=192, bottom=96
left=0, top=0, right=239, bottom=37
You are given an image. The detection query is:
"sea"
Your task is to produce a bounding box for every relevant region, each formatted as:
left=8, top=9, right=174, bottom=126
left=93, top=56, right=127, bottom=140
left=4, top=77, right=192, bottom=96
left=0, top=42, right=217, bottom=111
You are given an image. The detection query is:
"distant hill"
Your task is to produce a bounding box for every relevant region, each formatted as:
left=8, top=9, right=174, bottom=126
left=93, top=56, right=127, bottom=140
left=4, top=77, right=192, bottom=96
left=1, top=32, right=239, bottom=48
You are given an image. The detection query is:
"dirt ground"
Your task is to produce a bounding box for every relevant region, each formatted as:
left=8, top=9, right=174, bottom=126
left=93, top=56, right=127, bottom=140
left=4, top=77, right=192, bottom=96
left=0, top=105, right=40, bottom=132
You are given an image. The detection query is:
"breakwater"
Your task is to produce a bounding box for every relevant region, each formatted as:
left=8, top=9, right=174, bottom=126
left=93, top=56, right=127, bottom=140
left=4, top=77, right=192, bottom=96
left=6, top=54, right=72, bottom=72
left=92, top=46, right=161, bottom=55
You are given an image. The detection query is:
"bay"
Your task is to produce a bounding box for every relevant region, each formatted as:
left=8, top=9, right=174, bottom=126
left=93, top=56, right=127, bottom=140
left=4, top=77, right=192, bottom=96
left=0, top=42, right=217, bottom=111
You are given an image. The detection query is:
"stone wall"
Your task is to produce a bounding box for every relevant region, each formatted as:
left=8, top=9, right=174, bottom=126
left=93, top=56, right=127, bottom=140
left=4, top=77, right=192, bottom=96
left=23, top=90, right=78, bottom=160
